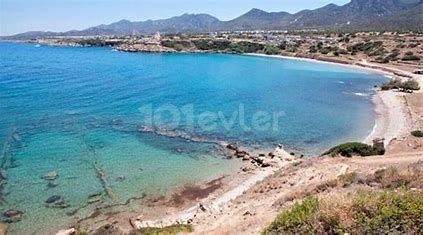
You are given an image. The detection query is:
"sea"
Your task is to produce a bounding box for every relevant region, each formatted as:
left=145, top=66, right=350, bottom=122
left=0, top=42, right=386, bottom=234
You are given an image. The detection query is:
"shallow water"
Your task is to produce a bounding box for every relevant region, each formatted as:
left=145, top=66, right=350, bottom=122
left=0, top=42, right=385, bottom=233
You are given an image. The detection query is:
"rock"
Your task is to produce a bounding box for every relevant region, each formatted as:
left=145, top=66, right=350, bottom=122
left=261, top=163, right=271, bottom=168
left=53, top=200, right=70, bottom=209
left=88, top=196, right=101, bottom=204
left=259, top=153, right=266, bottom=157
left=3, top=209, right=23, bottom=218
left=3, top=210, right=23, bottom=223
left=226, top=144, right=238, bottom=151
left=89, top=192, right=102, bottom=199
left=235, top=150, right=248, bottom=158
left=243, top=210, right=256, bottom=216
left=56, top=228, right=75, bottom=235
left=242, top=155, right=251, bottom=161
left=46, top=195, right=62, bottom=204
left=199, top=203, right=207, bottom=212
left=241, top=167, right=251, bottom=172
left=47, top=182, right=58, bottom=189
left=290, top=152, right=295, bottom=156
left=0, top=223, right=7, bottom=235
left=116, top=176, right=126, bottom=182
left=42, top=171, right=59, bottom=181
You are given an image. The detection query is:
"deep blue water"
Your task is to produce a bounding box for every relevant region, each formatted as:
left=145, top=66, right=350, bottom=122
left=0, top=42, right=385, bottom=233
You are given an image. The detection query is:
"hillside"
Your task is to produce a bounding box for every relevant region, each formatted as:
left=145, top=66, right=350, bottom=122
left=5, top=0, right=423, bottom=38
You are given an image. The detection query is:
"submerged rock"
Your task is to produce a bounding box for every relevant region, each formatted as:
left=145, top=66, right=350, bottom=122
left=46, top=195, right=62, bottom=204
left=52, top=200, right=70, bottom=209
left=47, top=182, right=58, bottom=189
left=3, top=209, right=23, bottom=223
left=116, top=176, right=126, bottom=182
left=42, top=171, right=59, bottom=180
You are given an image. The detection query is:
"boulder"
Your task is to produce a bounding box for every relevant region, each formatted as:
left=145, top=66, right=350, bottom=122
left=226, top=144, right=238, bottom=151
left=235, top=150, right=248, bottom=158
left=55, top=228, right=75, bottom=235
left=42, top=171, right=59, bottom=181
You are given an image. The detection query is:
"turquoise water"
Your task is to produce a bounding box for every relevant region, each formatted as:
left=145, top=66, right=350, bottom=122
left=0, top=42, right=385, bottom=233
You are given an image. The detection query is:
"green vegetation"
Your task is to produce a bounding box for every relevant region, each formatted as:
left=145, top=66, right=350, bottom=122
left=263, top=191, right=423, bottom=234
left=381, top=78, right=420, bottom=91
left=347, top=41, right=385, bottom=56
left=227, top=41, right=265, bottom=53
left=322, top=142, right=385, bottom=157
left=160, top=40, right=192, bottom=51
left=376, top=49, right=400, bottom=63
left=262, top=44, right=280, bottom=55
left=189, top=39, right=266, bottom=54
left=134, top=224, right=193, bottom=235
left=411, top=130, right=423, bottom=137
left=192, top=39, right=231, bottom=51
left=263, top=197, right=321, bottom=234
left=77, top=38, right=122, bottom=47
left=371, top=167, right=423, bottom=189
left=401, top=52, right=421, bottom=61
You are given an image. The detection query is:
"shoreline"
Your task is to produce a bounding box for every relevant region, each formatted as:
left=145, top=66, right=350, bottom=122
left=245, top=53, right=417, bottom=147
left=95, top=53, right=417, bottom=233
left=34, top=48, right=418, bottom=234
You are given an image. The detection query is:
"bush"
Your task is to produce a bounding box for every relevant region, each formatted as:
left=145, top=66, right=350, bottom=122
left=402, top=54, right=421, bottom=61
left=228, top=41, right=264, bottom=53
left=322, top=142, right=384, bottom=157
left=263, top=190, right=423, bottom=235
left=135, top=224, right=193, bottom=235
left=264, top=197, right=320, bottom=234
left=160, top=40, right=192, bottom=51
left=262, top=45, right=280, bottom=55
left=352, top=191, right=423, bottom=233
left=381, top=78, right=420, bottom=91
left=411, top=130, right=423, bottom=137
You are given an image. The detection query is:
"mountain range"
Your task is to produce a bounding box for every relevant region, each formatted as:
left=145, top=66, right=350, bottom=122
left=7, top=0, right=423, bottom=38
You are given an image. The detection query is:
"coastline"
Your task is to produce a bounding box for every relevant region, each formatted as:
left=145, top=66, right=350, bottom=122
left=28, top=48, right=418, bottom=234
left=246, top=53, right=417, bottom=147
left=88, top=53, right=418, bottom=233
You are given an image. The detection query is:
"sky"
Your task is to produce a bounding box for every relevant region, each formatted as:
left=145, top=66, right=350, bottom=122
left=0, top=0, right=350, bottom=36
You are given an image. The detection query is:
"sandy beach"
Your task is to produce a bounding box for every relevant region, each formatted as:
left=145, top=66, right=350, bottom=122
left=56, top=53, right=423, bottom=235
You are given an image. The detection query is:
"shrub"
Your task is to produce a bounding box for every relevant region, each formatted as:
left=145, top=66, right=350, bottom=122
left=369, top=166, right=423, bottom=189
left=411, top=130, right=423, bottom=137
left=322, top=142, right=384, bottom=157
left=263, top=190, right=423, bottom=235
left=337, top=172, right=358, bottom=187
left=229, top=41, right=264, bottom=53
left=135, top=224, right=193, bottom=235
left=262, top=45, right=280, bottom=55
left=352, top=191, right=423, bottom=233
left=381, top=78, right=420, bottom=91
left=263, top=197, right=320, bottom=234
left=402, top=52, right=421, bottom=61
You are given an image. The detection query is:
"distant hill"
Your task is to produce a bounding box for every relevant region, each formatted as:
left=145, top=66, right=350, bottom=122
left=5, top=0, right=423, bottom=38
